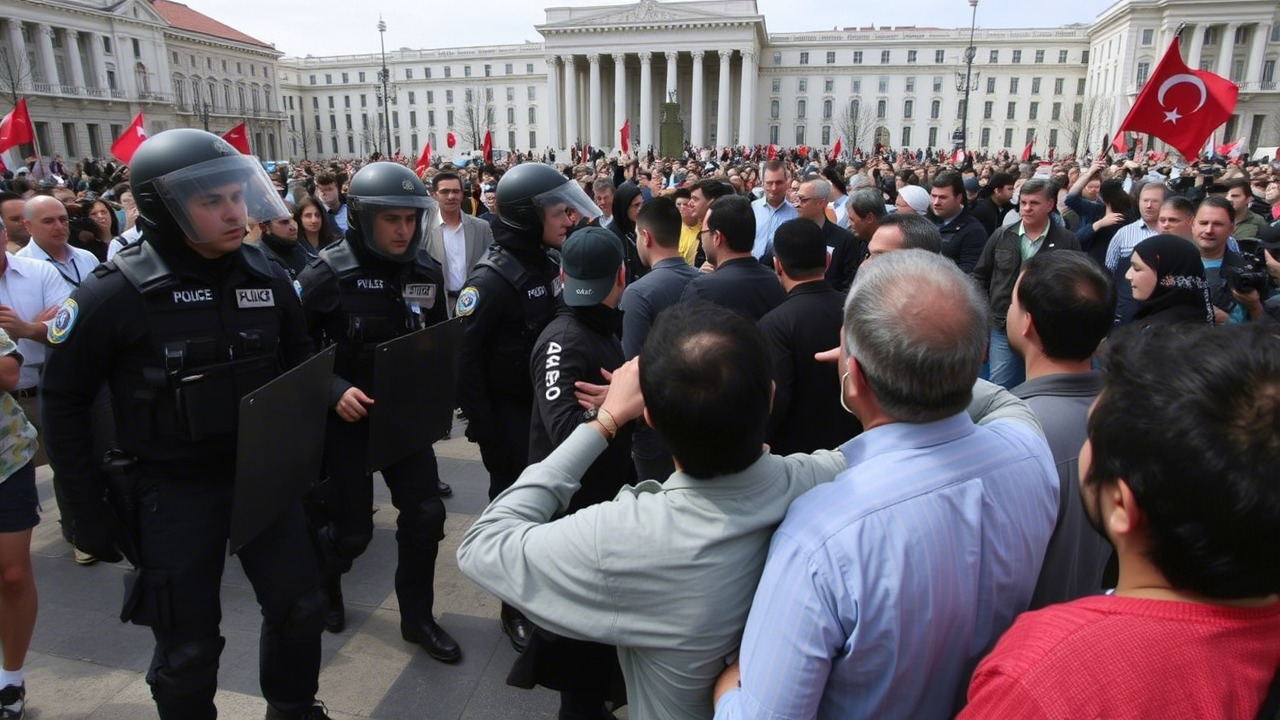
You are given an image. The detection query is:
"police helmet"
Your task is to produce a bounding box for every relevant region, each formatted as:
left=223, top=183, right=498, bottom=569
left=129, top=128, right=288, bottom=245
left=495, top=163, right=599, bottom=237
left=346, top=162, right=437, bottom=263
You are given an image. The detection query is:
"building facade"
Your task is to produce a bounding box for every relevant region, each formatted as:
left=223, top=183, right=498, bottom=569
left=0, top=0, right=285, bottom=164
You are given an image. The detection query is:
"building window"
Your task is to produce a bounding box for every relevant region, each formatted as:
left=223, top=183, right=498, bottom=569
left=328, top=96, right=334, bottom=109
left=1137, top=61, right=1151, bottom=86
left=528, top=106, right=536, bottom=124
left=103, top=36, right=113, bottom=54
left=1263, top=59, right=1276, bottom=87
left=464, top=88, right=473, bottom=103
left=1053, top=78, right=1064, bottom=94
left=1081, top=50, right=1089, bottom=63
left=325, top=74, right=332, bottom=84
left=878, top=76, right=888, bottom=93
left=881, top=50, right=891, bottom=64
left=933, top=76, right=943, bottom=92
left=1009, top=78, right=1019, bottom=93
left=484, top=64, right=491, bottom=77
left=527, top=63, right=534, bottom=74
left=309, top=74, right=316, bottom=85
left=1141, top=28, right=1154, bottom=45
left=853, top=51, right=862, bottom=64
left=1051, top=102, right=1061, bottom=120
left=907, top=50, right=917, bottom=64
left=826, top=51, right=835, bottom=64
left=981, top=127, right=990, bottom=146
left=1029, top=102, right=1038, bottom=120
left=404, top=68, right=412, bottom=80
left=903, top=99, right=913, bottom=118
left=928, top=126, right=938, bottom=147
left=1048, top=128, right=1058, bottom=148
left=1004, top=128, right=1013, bottom=148
left=507, top=107, right=514, bottom=123
left=823, top=99, right=832, bottom=118
left=424, top=67, right=432, bottom=79
left=798, top=79, right=807, bottom=93
left=820, top=125, right=829, bottom=145
left=428, top=110, right=435, bottom=126
left=957, top=99, right=967, bottom=119
left=408, top=91, right=415, bottom=104
left=931, top=99, right=941, bottom=119
left=852, top=79, right=861, bottom=93
left=1031, top=77, right=1041, bottom=93
left=800, top=52, right=809, bottom=65
left=1073, top=103, right=1082, bottom=122
left=989, top=49, right=998, bottom=63
left=447, top=109, right=453, bottom=126
left=312, top=97, right=319, bottom=109
left=824, top=78, right=834, bottom=92
left=986, top=76, right=996, bottom=93
left=1035, top=49, right=1044, bottom=63
left=329, top=115, right=337, bottom=130
left=131, top=37, right=141, bottom=58
left=1235, top=25, right=1248, bottom=45
left=770, top=100, right=779, bottom=118
left=444, top=66, right=451, bottom=78
left=983, top=101, right=993, bottom=119
left=1026, top=128, right=1036, bottom=145
left=506, top=87, right=514, bottom=101
left=771, top=78, right=780, bottom=93
left=1077, top=77, right=1086, bottom=95
left=528, top=86, right=536, bottom=101
left=505, top=63, right=513, bottom=75
left=797, top=100, right=806, bottom=118
left=902, top=126, right=911, bottom=146
left=529, top=130, right=537, bottom=147
left=935, top=49, right=945, bottom=63
left=446, top=89, right=453, bottom=103
left=1007, top=102, right=1016, bottom=119
left=1012, top=50, right=1022, bottom=64
left=345, top=114, right=353, bottom=130
left=1059, top=50, right=1069, bottom=63
left=905, top=76, right=915, bottom=92
left=795, top=125, right=805, bottom=145
left=773, top=51, right=782, bottom=66
left=427, top=90, right=434, bottom=103
left=769, top=125, right=779, bottom=145
left=876, top=99, right=886, bottom=118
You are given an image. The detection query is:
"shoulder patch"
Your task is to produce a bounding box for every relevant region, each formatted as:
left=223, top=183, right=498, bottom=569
left=456, top=286, right=479, bottom=317
left=48, top=298, right=79, bottom=345
left=293, top=280, right=303, bottom=298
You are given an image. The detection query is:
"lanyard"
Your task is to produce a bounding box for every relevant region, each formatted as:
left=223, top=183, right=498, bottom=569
left=47, top=257, right=82, bottom=288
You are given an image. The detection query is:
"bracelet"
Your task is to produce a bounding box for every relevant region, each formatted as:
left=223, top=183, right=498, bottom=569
left=595, top=407, right=619, bottom=439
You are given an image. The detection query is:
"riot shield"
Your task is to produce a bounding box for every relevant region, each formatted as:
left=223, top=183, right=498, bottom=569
left=230, top=346, right=335, bottom=554
left=366, top=316, right=464, bottom=474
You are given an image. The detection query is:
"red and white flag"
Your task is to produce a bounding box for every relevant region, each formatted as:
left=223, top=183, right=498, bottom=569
left=619, top=119, right=630, bottom=153
left=415, top=141, right=431, bottom=176
left=111, top=113, right=147, bottom=165
left=0, top=98, right=34, bottom=153
left=1021, top=135, right=1035, bottom=161
left=830, top=138, right=842, bottom=161
left=221, top=122, right=250, bottom=154
left=446, top=132, right=456, bottom=149
left=1113, top=34, right=1237, bottom=162
left=1216, top=137, right=1243, bottom=158
left=1109, top=131, right=1128, bottom=156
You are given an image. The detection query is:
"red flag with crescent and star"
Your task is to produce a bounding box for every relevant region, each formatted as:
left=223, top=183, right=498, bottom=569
left=415, top=141, right=431, bottom=176
left=0, top=98, right=34, bottom=153
left=221, top=122, right=250, bottom=154
left=446, top=132, right=456, bottom=149
left=1114, top=34, right=1237, bottom=161
left=110, top=113, right=148, bottom=165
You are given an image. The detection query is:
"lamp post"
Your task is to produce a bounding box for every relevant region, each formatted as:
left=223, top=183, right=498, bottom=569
left=954, top=0, right=980, bottom=153
left=199, top=100, right=210, bottom=131
left=377, top=18, right=393, bottom=158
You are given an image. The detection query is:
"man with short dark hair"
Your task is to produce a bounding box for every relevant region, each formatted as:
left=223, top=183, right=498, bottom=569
left=256, top=215, right=309, bottom=279
left=928, top=171, right=987, bottom=272
left=970, top=172, right=1016, bottom=236
left=681, top=195, right=786, bottom=321
left=681, top=180, right=733, bottom=266
left=592, top=178, right=616, bottom=229
left=427, top=171, right=493, bottom=313
left=865, top=213, right=943, bottom=259
left=846, top=186, right=889, bottom=251
left=972, top=178, right=1081, bottom=388
left=1007, top=252, right=1116, bottom=608
left=758, top=219, right=861, bottom=455
left=1225, top=178, right=1268, bottom=240
left=459, top=301, right=851, bottom=720
left=0, top=192, right=29, bottom=253
left=961, top=323, right=1280, bottom=719
left=1156, top=196, right=1196, bottom=239
left=751, top=161, right=797, bottom=258
left=313, top=171, right=347, bottom=238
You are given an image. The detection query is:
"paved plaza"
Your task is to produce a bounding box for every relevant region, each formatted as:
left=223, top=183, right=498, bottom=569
left=14, top=418, right=589, bottom=720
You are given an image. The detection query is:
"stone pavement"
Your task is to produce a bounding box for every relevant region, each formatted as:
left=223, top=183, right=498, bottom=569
left=15, top=417, right=595, bottom=720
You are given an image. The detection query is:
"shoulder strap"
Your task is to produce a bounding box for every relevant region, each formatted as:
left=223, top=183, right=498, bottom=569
left=239, top=242, right=280, bottom=281
left=319, top=240, right=362, bottom=279
left=114, top=241, right=179, bottom=293
left=476, top=246, right=531, bottom=289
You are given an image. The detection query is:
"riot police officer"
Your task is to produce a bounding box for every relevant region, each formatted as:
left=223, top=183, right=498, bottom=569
left=39, top=129, right=331, bottom=720
left=455, top=162, right=598, bottom=652
left=297, top=162, right=460, bottom=662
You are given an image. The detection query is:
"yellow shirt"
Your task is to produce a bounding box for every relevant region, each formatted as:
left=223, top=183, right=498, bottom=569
left=678, top=223, right=701, bottom=265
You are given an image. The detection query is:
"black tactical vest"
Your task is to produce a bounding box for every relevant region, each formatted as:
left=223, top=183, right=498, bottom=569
left=476, top=244, right=560, bottom=361
left=111, top=241, right=283, bottom=448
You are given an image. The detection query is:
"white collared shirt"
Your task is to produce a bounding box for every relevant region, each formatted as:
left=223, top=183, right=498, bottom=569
left=17, top=240, right=101, bottom=292
left=441, top=217, right=467, bottom=293
left=0, top=253, right=71, bottom=389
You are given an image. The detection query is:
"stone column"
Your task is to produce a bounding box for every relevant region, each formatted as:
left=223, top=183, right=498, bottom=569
left=738, top=49, right=756, bottom=146
left=588, top=53, right=602, bottom=148
left=690, top=50, right=705, bottom=148
left=564, top=55, right=579, bottom=147
left=86, top=32, right=106, bottom=90
left=665, top=50, right=678, bottom=99
left=65, top=30, right=86, bottom=93
left=612, top=53, right=627, bottom=153
left=35, top=23, right=59, bottom=87
left=1186, top=25, right=1206, bottom=69
left=639, top=52, right=653, bottom=151
left=1217, top=24, right=1237, bottom=79
left=7, top=21, right=26, bottom=90
left=547, top=55, right=561, bottom=151
left=716, top=50, right=732, bottom=150
left=1244, top=22, right=1269, bottom=88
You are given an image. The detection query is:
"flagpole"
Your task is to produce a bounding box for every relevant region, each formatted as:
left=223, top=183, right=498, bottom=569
left=28, top=105, right=46, bottom=178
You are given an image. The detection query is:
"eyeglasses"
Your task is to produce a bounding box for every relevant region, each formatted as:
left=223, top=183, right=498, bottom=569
left=794, top=195, right=819, bottom=204
left=697, top=227, right=715, bottom=238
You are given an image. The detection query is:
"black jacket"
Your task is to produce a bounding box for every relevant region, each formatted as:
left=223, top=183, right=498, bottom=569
left=681, top=256, right=786, bottom=321
left=930, top=208, right=988, bottom=273
left=820, top=220, right=863, bottom=292
left=259, top=233, right=315, bottom=280
left=970, top=196, right=1014, bottom=237
left=972, top=222, right=1081, bottom=329
left=758, top=281, right=862, bottom=455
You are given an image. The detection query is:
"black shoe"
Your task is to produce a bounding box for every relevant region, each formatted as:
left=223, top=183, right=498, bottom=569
left=322, top=579, right=344, bottom=633
left=0, top=683, right=25, bottom=720
left=265, top=701, right=332, bottom=720
left=500, top=604, right=532, bottom=654
left=437, top=481, right=453, bottom=498
left=401, top=617, right=462, bottom=663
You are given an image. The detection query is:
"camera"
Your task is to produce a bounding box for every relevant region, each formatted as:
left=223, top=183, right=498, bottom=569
left=1223, top=250, right=1272, bottom=294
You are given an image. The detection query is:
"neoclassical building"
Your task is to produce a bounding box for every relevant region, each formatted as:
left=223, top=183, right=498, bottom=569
left=0, top=0, right=286, bottom=163
left=278, top=0, right=1279, bottom=161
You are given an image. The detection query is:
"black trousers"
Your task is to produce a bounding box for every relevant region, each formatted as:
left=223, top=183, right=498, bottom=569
left=128, top=475, right=324, bottom=720
left=476, top=399, right=532, bottom=500
left=320, top=445, right=445, bottom=619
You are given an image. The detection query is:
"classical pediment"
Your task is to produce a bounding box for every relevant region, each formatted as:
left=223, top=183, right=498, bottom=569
left=540, top=0, right=756, bottom=30
left=100, top=0, right=169, bottom=26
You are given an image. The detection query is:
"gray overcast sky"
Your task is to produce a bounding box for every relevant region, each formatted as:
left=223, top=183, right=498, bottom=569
left=193, top=0, right=1118, bottom=58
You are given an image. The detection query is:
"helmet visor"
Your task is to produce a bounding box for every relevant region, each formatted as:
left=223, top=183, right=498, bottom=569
left=350, top=194, right=439, bottom=262
left=531, top=181, right=601, bottom=228
left=153, top=155, right=290, bottom=244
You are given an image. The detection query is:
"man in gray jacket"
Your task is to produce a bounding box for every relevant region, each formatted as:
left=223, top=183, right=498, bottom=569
left=1007, top=251, right=1116, bottom=607
left=426, top=171, right=493, bottom=314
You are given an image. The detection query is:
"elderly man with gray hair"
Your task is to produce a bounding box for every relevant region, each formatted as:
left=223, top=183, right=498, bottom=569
left=776, top=175, right=862, bottom=292
left=713, top=250, right=1057, bottom=720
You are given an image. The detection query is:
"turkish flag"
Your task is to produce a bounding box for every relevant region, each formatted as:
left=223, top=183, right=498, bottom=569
left=619, top=119, right=630, bottom=154
left=111, top=113, right=147, bottom=165
left=830, top=138, right=842, bottom=161
left=1021, top=136, right=1034, bottom=161
left=1109, top=131, right=1127, bottom=156
left=415, top=141, right=431, bottom=175
left=221, top=122, right=250, bottom=154
left=482, top=130, right=492, bottom=163
left=1114, top=36, right=1237, bottom=162
left=767, top=144, right=776, bottom=160
left=0, top=98, right=34, bottom=153
left=446, top=132, right=456, bottom=149
left=798, top=145, right=809, bottom=158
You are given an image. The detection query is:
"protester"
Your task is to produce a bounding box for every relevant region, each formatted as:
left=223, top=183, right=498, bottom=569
left=1127, top=234, right=1214, bottom=327
left=1193, top=196, right=1248, bottom=323
left=865, top=212, right=943, bottom=259
left=681, top=195, right=785, bottom=321
left=294, top=194, right=336, bottom=254
left=846, top=186, right=888, bottom=251
left=788, top=176, right=860, bottom=292
left=960, top=323, right=1280, bottom=720
left=1225, top=178, right=1268, bottom=239
left=609, top=181, right=644, bottom=282
left=927, top=170, right=987, bottom=272
left=0, top=193, right=29, bottom=254
left=1104, top=181, right=1165, bottom=325
left=751, top=161, right=797, bottom=258
left=313, top=171, right=348, bottom=238
left=1155, top=195, right=1195, bottom=239
left=970, top=172, right=1015, bottom=236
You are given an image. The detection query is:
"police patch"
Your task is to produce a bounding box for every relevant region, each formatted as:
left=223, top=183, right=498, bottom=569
left=456, top=286, right=479, bottom=317
left=236, top=288, right=275, bottom=308
left=47, top=298, right=79, bottom=345
left=403, top=283, right=437, bottom=306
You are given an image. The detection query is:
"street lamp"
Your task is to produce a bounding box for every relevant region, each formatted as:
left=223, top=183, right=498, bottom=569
left=377, top=18, right=393, bottom=158
left=199, top=101, right=210, bottom=131
left=954, top=0, right=981, bottom=153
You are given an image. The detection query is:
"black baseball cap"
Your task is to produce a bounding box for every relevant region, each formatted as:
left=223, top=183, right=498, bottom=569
left=562, top=227, right=623, bottom=306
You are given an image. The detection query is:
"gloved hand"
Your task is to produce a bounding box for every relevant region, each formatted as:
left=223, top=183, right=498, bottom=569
left=68, top=502, right=125, bottom=564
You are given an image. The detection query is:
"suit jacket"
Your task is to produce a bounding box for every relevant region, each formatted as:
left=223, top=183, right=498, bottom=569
left=427, top=212, right=494, bottom=313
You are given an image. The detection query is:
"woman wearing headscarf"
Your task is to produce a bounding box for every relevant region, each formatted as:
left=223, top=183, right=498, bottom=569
left=609, top=182, right=645, bottom=282
left=1126, top=234, right=1215, bottom=327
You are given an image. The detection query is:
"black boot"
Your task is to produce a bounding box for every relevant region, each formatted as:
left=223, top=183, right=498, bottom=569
left=265, top=701, right=333, bottom=720
left=437, top=481, right=453, bottom=498
left=500, top=603, right=532, bottom=654
left=401, top=616, right=462, bottom=663
left=322, top=576, right=344, bottom=633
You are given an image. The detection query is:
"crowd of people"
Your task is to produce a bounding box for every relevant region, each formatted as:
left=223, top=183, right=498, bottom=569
left=0, top=132, right=1277, bottom=720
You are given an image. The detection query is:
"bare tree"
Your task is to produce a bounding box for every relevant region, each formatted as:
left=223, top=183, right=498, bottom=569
left=835, top=98, right=875, bottom=156
left=458, top=85, right=494, bottom=151
left=1062, top=97, right=1113, bottom=157
left=0, top=47, right=32, bottom=109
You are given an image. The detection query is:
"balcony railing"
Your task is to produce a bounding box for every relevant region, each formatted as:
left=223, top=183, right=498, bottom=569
left=6, top=81, right=137, bottom=101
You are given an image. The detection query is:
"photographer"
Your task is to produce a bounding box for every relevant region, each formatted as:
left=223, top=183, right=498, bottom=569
left=1239, top=225, right=1280, bottom=324
left=1196, top=198, right=1278, bottom=324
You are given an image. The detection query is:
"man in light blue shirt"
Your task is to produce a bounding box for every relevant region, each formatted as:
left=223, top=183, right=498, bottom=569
left=17, top=197, right=100, bottom=292
left=714, top=250, right=1057, bottom=720
left=751, top=161, right=797, bottom=258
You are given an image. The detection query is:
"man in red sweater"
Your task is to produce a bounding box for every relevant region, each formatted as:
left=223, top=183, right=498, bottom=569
left=959, top=322, right=1280, bottom=720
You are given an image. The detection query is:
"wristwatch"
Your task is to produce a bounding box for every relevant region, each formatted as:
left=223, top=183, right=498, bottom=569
left=582, top=406, right=619, bottom=439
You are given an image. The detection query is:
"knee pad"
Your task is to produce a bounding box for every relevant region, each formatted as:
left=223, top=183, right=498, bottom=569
left=281, top=586, right=327, bottom=643
left=318, top=524, right=372, bottom=563
left=150, top=635, right=226, bottom=700
left=398, top=498, right=446, bottom=544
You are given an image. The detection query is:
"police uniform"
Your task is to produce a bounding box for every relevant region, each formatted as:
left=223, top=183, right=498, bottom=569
left=39, top=131, right=327, bottom=720
left=296, top=161, right=460, bottom=662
